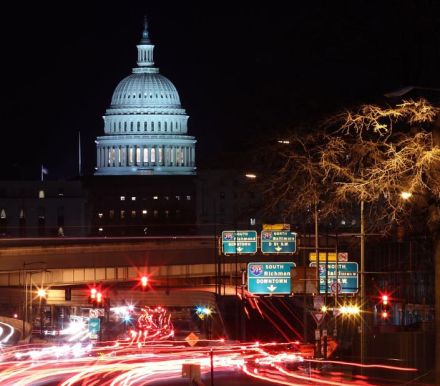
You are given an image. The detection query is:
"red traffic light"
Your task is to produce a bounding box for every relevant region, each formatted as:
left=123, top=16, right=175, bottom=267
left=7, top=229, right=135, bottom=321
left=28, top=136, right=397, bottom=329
left=381, top=311, right=389, bottom=319
left=140, top=276, right=148, bottom=288
left=381, top=295, right=389, bottom=305
left=96, top=292, right=103, bottom=303
left=90, top=287, right=97, bottom=299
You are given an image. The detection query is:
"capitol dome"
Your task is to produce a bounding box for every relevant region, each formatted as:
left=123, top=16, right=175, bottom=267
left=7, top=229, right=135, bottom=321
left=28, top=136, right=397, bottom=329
left=95, top=17, right=196, bottom=176
left=110, top=72, right=181, bottom=109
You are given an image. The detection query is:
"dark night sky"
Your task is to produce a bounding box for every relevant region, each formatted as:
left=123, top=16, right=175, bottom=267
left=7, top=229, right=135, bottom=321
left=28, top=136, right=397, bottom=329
left=2, top=1, right=440, bottom=179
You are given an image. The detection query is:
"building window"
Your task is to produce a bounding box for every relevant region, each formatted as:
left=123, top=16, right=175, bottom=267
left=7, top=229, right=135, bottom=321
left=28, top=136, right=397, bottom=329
left=143, top=148, right=148, bottom=163
left=137, top=122, right=140, bottom=131
left=131, top=210, right=136, bottom=218
left=165, top=210, right=169, bottom=218
left=0, top=209, right=6, bottom=219
left=130, top=122, right=134, bottom=131
left=39, top=190, right=45, bottom=199
left=129, top=148, right=134, bottom=164
left=176, top=209, right=181, bottom=219
left=58, top=188, right=64, bottom=196
left=98, top=212, right=103, bottom=219
left=153, top=196, right=158, bottom=200
left=120, top=210, right=125, bottom=219
left=164, top=196, right=169, bottom=200
left=153, top=209, right=159, bottom=218
left=186, top=195, right=191, bottom=201
left=19, top=209, right=25, bottom=219
left=120, top=196, right=125, bottom=201
left=109, top=210, right=115, bottom=219
left=131, top=196, right=136, bottom=201
left=158, top=147, right=163, bottom=163
left=175, top=195, right=181, bottom=201
left=151, top=148, right=156, bottom=163
left=136, top=147, right=141, bottom=164
left=142, top=209, right=148, bottom=218
left=176, top=148, right=183, bottom=165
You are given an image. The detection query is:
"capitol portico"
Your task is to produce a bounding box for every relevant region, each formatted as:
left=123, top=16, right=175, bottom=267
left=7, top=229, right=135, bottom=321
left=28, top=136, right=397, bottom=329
left=95, top=18, right=196, bottom=176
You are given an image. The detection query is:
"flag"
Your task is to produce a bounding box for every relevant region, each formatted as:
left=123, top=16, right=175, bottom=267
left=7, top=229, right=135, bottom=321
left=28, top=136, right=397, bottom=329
left=41, top=165, right=48, bottom=181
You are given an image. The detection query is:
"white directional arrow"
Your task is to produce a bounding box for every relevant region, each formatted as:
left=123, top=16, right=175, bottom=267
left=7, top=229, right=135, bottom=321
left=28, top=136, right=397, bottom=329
left=237, top=246, right=243, bottom=252
left=267, top=285, right=277, bottom=292
left=275, top=245, right=282, bottom=252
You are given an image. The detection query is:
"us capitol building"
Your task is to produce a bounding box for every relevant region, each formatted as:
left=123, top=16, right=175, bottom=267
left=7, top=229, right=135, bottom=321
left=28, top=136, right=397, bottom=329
left=0, top=18, right=259, bottom=237
left=95, top=19, right=196, bottom=176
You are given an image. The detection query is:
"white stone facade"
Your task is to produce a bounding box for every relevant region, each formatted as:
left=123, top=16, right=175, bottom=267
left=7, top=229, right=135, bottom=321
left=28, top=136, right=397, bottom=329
left=95, top=19, right=196, bottom=176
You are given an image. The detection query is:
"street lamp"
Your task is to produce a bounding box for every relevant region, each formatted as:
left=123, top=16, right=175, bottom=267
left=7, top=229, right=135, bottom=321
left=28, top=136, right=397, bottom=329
left=400, top=191, right=413, bottom=200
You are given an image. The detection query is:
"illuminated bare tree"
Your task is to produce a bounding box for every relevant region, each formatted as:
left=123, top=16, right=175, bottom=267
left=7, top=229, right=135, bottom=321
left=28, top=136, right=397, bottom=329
left=265, top=98, right=440, bottom=377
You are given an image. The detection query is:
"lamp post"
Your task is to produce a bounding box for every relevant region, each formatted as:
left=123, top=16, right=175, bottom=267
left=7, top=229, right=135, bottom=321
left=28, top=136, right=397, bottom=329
left=22, top=261, right=46, bottom=340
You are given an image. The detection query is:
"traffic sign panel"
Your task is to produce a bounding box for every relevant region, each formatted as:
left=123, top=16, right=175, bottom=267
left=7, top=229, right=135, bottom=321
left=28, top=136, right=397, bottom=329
left=222, top=231, right=257, bottom=254
left=261, top=231, right=297, bottom=254
left=318, top=262, right=358, bottom=294
left=248, top=262, right=296, bottom=295
left=309, top=252, right=348, bottom=262
left=311, top=311, right=325, bottom=326
left=88, top=317, right=100, bottom=334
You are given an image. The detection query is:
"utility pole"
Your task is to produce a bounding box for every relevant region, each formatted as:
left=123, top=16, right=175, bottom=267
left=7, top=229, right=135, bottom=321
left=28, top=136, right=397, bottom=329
left=360, top=199, right=366, bottom=367
left=314, top=202, right=321, bottom=358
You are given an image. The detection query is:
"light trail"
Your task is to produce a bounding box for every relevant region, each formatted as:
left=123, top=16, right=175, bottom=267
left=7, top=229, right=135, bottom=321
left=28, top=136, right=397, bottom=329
left=0, top=339, right=420, bottom=385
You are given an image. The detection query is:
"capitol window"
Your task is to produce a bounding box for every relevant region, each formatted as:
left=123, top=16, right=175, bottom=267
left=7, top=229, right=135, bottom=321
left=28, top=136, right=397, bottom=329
left=136, top=147, right=141, bottom=164
left=129, top=148, right=134, bottom=164
left=120, top=210, right=125, bottom=219
left=39, top=190, right=45, bottom=199
left=120, top=196, right=125, bottom=201
left=143, top=148, right=148, bottom=163
left=151, top=148, right=156, bottom=163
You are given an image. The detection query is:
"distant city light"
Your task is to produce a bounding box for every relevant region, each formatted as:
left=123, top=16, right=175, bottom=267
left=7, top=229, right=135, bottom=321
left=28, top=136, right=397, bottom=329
left=37, top=289, right=47, bottom=298
left=277, top=140, right=290, bottom=144
left=245, top=173, right=257, bottom=179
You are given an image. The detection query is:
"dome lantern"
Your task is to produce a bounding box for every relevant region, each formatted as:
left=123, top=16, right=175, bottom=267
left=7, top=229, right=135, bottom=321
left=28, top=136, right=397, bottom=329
left=137, top=15, right=154, bottom=68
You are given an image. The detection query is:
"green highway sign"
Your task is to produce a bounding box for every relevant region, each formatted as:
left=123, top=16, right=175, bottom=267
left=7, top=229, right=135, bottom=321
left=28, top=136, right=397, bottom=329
left=248, top=262, right=296, bottom=295
left=261, top=231, right=297, bottom=254
left=317, top=262, right=359, bottom=294
left=89, top=317, right=101, bottom=334
left=222, top=231, right=257, bottom=254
